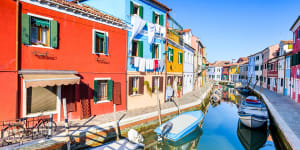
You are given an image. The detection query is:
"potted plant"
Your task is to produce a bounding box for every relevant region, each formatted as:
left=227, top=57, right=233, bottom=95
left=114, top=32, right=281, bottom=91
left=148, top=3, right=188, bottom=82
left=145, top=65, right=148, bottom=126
left=132, top=87, right=138, bottom=95
left=177, top=82, right=182, bottom=98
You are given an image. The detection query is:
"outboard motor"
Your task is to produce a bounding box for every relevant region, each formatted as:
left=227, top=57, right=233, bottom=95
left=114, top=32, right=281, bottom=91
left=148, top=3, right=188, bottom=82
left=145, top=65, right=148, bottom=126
left=158, top=122, right=173, bottom=141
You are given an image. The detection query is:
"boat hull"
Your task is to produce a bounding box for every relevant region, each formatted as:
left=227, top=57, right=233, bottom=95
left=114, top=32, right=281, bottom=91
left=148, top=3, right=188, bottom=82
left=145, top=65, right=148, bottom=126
left=239, top=115, right=267, bottom=128
left=155, top=111, right=204, bottom=142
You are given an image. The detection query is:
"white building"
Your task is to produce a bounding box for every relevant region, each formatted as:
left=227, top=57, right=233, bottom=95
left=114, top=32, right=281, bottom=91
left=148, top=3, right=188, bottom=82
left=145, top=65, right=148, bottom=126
left=183, top=43, right=194, bottom=94
left=254, top=52, right=263, bottom=86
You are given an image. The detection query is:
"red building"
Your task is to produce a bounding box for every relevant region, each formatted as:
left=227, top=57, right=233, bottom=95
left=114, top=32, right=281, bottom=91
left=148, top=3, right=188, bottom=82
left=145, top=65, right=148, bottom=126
left=267, top=56, right=279, bottom=92
left=222, top=65, right=230, bottom=80
left=290, top=16, right=300, bottom=103
left=0, top=0, right=127, bottom=121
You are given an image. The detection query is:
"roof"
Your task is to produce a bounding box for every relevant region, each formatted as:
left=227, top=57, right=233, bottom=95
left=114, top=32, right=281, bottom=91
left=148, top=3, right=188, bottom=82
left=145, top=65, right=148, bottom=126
left=44, top=0, right=126, bottom=26
left=237, top=57, right=248, bottom=63
left=280, top=40, right=293, bottom=45
left=290, top=16, right=300, bottom=31
left=209, top=61, right=231, bottom=67
left=180, top=29, right=191, bottom=33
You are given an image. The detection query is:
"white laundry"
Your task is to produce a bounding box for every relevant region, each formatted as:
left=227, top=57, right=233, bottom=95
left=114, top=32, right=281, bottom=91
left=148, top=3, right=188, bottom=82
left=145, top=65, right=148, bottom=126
left=155, top=24, right=161, bottom=34
left=149, top=59, right=154, bottom=70
left=129, top=15, right=146, bottom=54
left=146, top=59, right=150, bottom=70
left=134, top=57, right=140, bottom=68
left=159, top=60, right=165, bottom=72
left=147, top=23, right=156, bottom=44
left=161, top=26, right=166, bottom=38
left=139, top=58, right=145, bottom=72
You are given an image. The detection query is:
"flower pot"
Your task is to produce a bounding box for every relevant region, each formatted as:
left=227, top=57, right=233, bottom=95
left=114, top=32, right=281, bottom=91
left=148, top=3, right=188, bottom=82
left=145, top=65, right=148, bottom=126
left=177, top=90, right=181, bottom=98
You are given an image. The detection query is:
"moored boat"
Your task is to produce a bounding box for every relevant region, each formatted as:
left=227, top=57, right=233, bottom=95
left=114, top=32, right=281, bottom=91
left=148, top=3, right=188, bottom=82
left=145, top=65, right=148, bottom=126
left=227, top=82, right=235, bottom=88
left=237, top=87, right=251, bottom=95
left=155, top=111, right=204, bottom=142
left=238, top=106, right=269, bottom=128
left=245, top=96, right=260, bottom=104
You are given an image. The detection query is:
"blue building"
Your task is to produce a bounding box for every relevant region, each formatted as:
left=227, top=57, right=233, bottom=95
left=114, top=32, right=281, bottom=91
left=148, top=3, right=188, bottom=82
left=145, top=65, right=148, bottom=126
left=284, top=54, right=292, bottom=96
left=247, top=55, right=256, bottom=85
left=81, top=0, right=170, bottom=110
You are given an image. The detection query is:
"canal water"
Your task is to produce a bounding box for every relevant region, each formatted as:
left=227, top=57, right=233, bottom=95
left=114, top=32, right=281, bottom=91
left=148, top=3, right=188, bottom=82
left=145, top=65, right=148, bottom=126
left=143, top=85, right=281, bottom=150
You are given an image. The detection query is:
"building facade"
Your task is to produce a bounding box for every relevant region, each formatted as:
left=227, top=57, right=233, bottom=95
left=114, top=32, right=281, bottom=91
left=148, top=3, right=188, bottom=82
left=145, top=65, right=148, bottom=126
left=191, top=36, right=205, bottom=88
left=247, top=55, right=256, bottom=85
left=182, top=29, right=195, bottom=94
left=262, top=44, right=279, bottom=88
left=222, top=66, right=230, bottom=80
left=2, top=0, right=129, bottom=121
left=285, top=53, right=292, bottom=96
left=267, top=57, right=279, bottom=92
left=83, top=0, right=170, bottom=109
left=229, top=64, right=240, bottom=82
left=278, top=40, right=293, bottom=95
left=239, top=62, right=248, bottom=85
left=290, top=16, right=300, bottom=103
left=254, top=52, right=263, bottom=86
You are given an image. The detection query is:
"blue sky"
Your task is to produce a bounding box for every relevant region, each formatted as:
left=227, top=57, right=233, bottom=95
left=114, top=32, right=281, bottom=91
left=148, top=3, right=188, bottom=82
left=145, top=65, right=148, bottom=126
left=159, top=0, right=300, bottom=63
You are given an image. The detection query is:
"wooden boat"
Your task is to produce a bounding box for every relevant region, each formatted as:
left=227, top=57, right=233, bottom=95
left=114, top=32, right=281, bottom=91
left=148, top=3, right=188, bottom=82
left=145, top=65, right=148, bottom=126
left=245, top=96, right=260, bottom=104
left=227, top=82, right=235, bottom=88
left=237, top=87, right=251, bottom=95
left=237, top=121, right=269, bottom=150
left=155, top=111, right=204, bottom=142
left=238, top=106, right=269, bottom=128
left=240, top=100, right=267, bottom=111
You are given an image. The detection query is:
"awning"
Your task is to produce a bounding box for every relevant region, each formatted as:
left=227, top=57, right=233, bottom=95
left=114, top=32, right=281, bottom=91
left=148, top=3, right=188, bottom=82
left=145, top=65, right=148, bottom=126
left=23, top=74, right=80, bottom=88
left=31, top=17, right=50, bottom=28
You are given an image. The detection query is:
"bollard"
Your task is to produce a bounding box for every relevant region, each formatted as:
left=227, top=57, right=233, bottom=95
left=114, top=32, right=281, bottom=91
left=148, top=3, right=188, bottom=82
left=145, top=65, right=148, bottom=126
left=62, top=98, right=71, bottom=150
left=47, top=114, right=53, bottom=138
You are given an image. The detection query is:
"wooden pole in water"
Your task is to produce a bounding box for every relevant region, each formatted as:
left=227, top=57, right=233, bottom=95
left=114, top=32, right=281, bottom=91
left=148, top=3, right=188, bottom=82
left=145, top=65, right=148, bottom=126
left=113, top=104, right=120, bottom=141
left=157, top=88, right=162, bottom=126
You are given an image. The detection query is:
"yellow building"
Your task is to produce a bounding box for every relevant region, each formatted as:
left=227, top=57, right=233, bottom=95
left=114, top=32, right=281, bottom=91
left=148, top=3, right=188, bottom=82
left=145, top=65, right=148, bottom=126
left=229, top=64, right=240, bottom=82
left=166, top=29, right=183, bottom=97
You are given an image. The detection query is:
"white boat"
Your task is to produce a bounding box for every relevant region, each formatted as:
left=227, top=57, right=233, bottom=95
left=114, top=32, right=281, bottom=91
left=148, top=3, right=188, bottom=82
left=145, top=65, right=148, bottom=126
left=238, top=106, right=269, bottom=128
left=154, top=111, right=204, bottom=142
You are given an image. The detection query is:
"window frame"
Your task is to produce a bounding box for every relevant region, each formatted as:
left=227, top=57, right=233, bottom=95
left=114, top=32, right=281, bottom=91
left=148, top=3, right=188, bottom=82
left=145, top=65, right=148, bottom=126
left=168, top=47, right=173, bottom=62
left=131, top=40, right=140, bottom=57
left=27, top=13, right=53, bottom=49
left=92, top=29, right=109, bottom=55
left=154, top=12, right=160, bottom=24
left=132, top=1, right=140, bottom=16
left=178, top=52, right=183, bottom=64
left=131, top=76, right=140, bottom=96
left=153, top=43, right=161, bottom=59
left=94, top=78, right=111, bottom=104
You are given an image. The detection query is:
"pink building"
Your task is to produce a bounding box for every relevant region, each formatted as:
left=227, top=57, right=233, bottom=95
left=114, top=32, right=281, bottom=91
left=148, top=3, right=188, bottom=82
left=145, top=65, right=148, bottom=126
left=290, top=16, right=300, bottom=103
left=262, top=44, right=279, bottom=88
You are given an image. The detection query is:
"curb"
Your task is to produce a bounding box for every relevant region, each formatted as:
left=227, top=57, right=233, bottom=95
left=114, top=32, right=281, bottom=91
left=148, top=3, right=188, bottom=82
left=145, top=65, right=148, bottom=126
left=252, top=88, right=300, bottom=150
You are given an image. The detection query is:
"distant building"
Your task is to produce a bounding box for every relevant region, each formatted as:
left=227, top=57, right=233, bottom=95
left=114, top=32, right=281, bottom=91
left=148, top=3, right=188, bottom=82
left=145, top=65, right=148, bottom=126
left=278, top=40, right=293, bottom=95
left=263, top=44, right=279, bottom=89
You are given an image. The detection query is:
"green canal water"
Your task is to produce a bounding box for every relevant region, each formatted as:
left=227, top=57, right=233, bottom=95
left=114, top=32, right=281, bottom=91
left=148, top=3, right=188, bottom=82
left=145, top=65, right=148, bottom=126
left=142, top=85, right=283, bottom=150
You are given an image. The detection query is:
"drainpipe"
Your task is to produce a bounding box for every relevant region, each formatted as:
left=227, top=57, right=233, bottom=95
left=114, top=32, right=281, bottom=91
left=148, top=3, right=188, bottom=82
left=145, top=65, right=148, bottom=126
left=16, top=0, right=20, bottom=119
left=164, top=11, right=169, bottom=107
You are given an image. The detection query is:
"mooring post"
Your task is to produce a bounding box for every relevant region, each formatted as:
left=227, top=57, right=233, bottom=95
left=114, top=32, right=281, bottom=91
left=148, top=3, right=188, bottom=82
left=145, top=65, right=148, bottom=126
left=48, top=114, right=53, bottom=138
left=113, top=104, right=120, bottom=141
left=157, top=88, right=162, bottom=126
left=62, top=98, right=71, bottom=150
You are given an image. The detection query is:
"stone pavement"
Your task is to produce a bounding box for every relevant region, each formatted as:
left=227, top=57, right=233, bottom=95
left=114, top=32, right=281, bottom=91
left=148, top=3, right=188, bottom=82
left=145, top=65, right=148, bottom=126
left=253, top=86, right=300, bottom=150
left=4, top=81, right=213, bottom=150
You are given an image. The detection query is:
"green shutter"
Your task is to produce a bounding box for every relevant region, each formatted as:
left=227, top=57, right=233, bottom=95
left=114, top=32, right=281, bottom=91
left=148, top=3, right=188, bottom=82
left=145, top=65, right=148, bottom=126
left=138, top=41, right=143, bottom=57
left=170, top=49, right=173, bottom=62
left=107, top=80, right=113, bottom=101
left=22, top=14, right=30, bottom=45
left=152, top=11, right=155, bottom=23
left=93, top=80, right=99, bottom=102
left=50, top=20, right=58, bottom=48
left=180, top=53, right=183, bottom=64
left=130, top=1, right=134, bottom=15
left=104, top=33, right=108, bottom=54
left=159, top=14, right=164, bottom=26
left=152, top=44, right=155, bottom=58
left=139, top=6, right=143, bottom=18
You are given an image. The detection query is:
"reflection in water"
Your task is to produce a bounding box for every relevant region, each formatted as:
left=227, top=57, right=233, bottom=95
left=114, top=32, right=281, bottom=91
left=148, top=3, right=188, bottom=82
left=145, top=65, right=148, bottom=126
left=237, top=120, right=268, bottom=150
left=144, top=85, right=276, bottom=150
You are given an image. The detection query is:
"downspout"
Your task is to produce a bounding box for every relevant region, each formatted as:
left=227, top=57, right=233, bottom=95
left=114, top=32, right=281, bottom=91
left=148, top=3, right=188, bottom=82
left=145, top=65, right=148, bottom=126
left=164, top=11, right=169, bottom=103
left=16, top=0, right=20, bottom=119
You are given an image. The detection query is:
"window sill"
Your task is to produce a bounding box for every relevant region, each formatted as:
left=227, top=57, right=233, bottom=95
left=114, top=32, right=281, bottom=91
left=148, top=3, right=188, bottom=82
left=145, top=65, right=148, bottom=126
left=25, top=111, right=57, bottom=118
left=93, top=52, right=109, bottom=56
left=129, top=94, right=143, bottom=97
left=27, top=44, right=54, bottom=49
left=95, top=100, right=111, bottom=104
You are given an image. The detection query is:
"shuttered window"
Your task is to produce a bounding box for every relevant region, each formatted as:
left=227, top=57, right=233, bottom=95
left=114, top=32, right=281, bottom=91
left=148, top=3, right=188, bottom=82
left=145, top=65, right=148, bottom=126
left=178, top=52, right=183, bottom=64
left=152, top=44, right=160, bottom=59
left=93, top=79, right=113, bottom=103
left=130, top=1, right=142, bottom=18
left=132, top=40, right=143, bottom=57
left=168, top=47, right=173, bottom=62
left=93, top=30, right=108, bottom=54
left=22, top=14, right=58, bottom=48
left=129, top=77, right=144, bottom=95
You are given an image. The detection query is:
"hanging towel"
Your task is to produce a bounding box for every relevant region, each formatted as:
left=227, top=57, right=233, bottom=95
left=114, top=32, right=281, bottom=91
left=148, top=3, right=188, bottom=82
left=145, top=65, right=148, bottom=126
left=149, top=59, right=154, bottom=70
left=161, top=26, right=166, bottom=38
left=129, top=15, right=146, bottom=54
left=159, top=60, right=165, bottom=72
left=155, top=24, right=160, bottom=34
left=134, top=57, right=140, bottom=68
left=130, top=57, right=134, bottom=65
left=154, top=59, right=159, bottom=71
left=139, top=58, right=146, bottom=72
left=146, top=59, right=150, bottom=70
left=147, top=23, right=156, bottom=44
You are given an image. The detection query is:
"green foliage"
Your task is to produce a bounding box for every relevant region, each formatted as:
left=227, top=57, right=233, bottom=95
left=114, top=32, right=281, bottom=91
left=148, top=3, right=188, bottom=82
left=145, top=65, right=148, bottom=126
left=133, top=87, right=138, bottom=93
left=144, top=81, right=152, bottom=96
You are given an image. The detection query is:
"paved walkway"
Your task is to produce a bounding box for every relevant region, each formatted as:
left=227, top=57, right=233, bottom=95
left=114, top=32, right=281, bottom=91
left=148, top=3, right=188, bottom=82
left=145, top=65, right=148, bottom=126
left=5, top=81, right=213, bottom=150
left=253, top=86, right=300, bottom=150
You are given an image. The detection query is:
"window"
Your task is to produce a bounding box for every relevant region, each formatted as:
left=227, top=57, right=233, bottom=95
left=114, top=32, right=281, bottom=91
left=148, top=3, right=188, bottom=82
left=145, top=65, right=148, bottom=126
left=152, top=44, right=160, bottom=59
left=153, top=77, right=159, bottom=92
left=168, top=47, right=173, bottom=62
left=256, top=56, right=259, bottom=60
left=22, top=14, right=58, bottom=48
left=93, top=30, right=108, bottom=54
left=255, top=66, right=259, bottom=71
left=298, top=29, right=300, bottom=40
left=130, top=1, right=143, bottom=18
left=281, top=78, right=284, bottom=87
left=132, top=40, right=143, bottom=57
left=26, top=86, right=57, bottom=114
left=178, top=52, right=183, bottom=64
left=94, top=79, right=113, bottom=102
left=288, top=44, right=293, bottom=49
left=152, top=11, right=164, bottom=26
left=261, top=65, right=263, bottom=70
left=129, top=77, right=144, bottom=95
